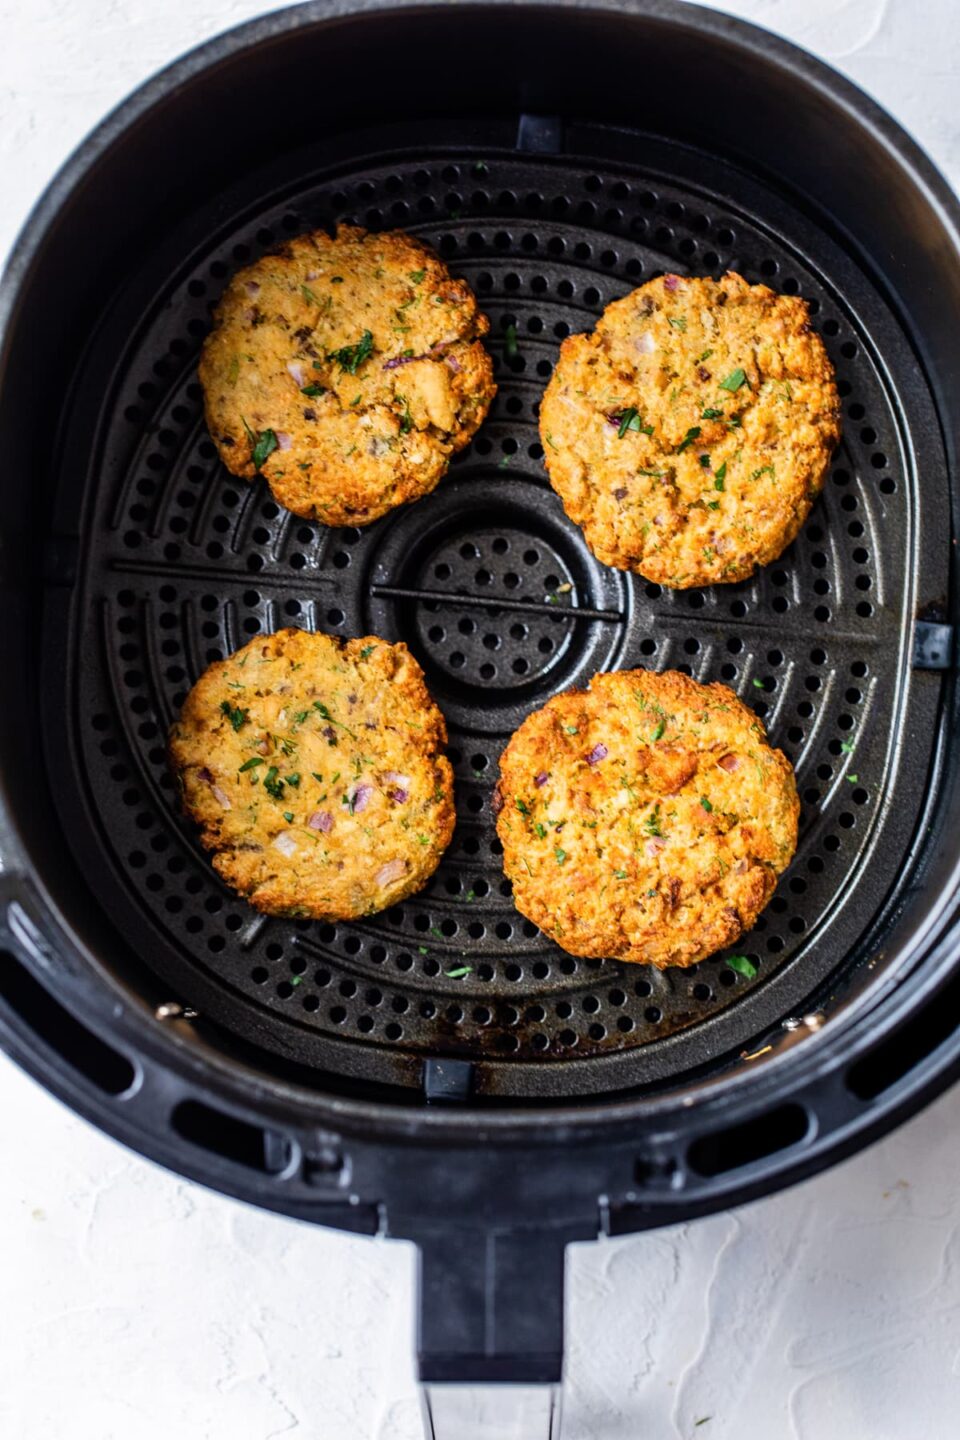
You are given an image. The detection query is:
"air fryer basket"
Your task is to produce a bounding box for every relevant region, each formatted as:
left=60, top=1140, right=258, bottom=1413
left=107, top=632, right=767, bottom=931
left=2, top=0, right=960, bottom=1418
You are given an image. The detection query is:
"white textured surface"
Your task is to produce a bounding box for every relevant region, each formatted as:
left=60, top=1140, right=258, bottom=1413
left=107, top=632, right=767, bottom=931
left=1, top=2, right=959, bottom=1436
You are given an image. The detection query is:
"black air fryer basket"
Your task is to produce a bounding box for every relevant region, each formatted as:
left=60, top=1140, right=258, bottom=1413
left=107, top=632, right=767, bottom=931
left=2, top=1, right=960, bottom=1431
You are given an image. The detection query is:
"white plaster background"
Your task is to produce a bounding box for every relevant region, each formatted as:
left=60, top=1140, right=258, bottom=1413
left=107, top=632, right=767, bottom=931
left=1, top=2, right=958, bottom=1436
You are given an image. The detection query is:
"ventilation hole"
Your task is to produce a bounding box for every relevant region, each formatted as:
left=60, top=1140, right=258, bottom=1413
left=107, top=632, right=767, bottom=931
left=687, top=1103, right=810, bottom=1177
left=172, top=1100, right=292, bottom=1174
left=0, top=952, right=136, bottom=1095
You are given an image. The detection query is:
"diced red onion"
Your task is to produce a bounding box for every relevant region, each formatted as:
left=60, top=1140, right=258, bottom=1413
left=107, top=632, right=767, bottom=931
left=276, top=431, right=292, bottom=451
left=383, top=354, right=419, bottom=370
left=645, top=837, right=666, bottom=856
left=197, top=767, right=214, bottom=784
left=718, top=754, right=740, bottom=772
left=613, top=487, right=628, bottom=502
left=444, top=354, right=462, bottom=373
left=586, top=744, right=608, bottom=765
left=491, top=789, right=504, bottom=816
left=348, top=783, right=374, bottom=814
left=635, top=332, right=656, bottom=354
left=534, top=772, right=549, bottom=788
left=376, top=857, right=407, bottom=887
left=322, top=726, right=336, bottom=744
left=663, top=274, right=680, bottom=291
left=305, top=268, right=320, bottom=281
left=273, top=832, right=298, bottom=858
left=382, top=771, right=410, bottom=787
left=243, top=307, right=256, bottom=324
left=287, top=360, right=306, bottom=386
left=211, top=785, right=231, bottom=810
left=244, top=281, right=260, bottom=297
left=308, top=810, right=333, bottom=833
left=389, top=788, right=409, bottom=804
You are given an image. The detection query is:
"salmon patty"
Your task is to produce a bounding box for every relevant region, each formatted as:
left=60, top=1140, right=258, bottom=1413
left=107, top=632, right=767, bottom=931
left=494, top=667, right=799, bottom=968
left=539, top=272, right=840, bottom=587
left=200, top=224, right=496, bottom=526
left=169, top=628, right=455, bottom=919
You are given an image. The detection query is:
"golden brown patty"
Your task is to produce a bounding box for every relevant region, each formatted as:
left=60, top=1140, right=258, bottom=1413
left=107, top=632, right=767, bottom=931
left=169, top=629, right=455, bottom=920
left=539, top=272, right=840, bottom=587
left=494, top=668, right=799, bottom=968
left=199, top=224, right=496, bottom=526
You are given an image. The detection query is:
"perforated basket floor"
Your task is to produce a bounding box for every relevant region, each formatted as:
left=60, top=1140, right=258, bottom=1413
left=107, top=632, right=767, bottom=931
left=42, top=120, right=948, bottom=1098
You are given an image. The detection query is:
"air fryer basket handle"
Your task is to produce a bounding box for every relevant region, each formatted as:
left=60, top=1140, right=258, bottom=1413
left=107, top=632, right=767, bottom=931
left=415, top=1229, right=568, bottom=1439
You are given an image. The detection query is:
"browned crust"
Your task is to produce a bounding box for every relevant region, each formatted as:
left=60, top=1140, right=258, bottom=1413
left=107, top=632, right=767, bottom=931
left=199, top=224, right=496, bottom=526
left=539, top=272, right=841, bottom=587
left=494, top=667, right=799, bottom=968
left=169, top=628, right=455, bottom=920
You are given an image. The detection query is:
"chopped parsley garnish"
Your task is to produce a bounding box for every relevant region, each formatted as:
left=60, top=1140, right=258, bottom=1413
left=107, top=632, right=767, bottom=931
left=301, top=382, right=326, bottom=397
left=263, top=766, right=284, bottom=800
left=516, top=797, right=532, bottom=816
left=554, top=846, right=567, bottom=865
left=283, top=811, right=294, bottom=823
left=847, top=773, right=859, bottom=783
left=667, top=315, right=687, bottom=332
left=840, top=738, right=855, bottom=753
left=644, top=805, right=663, bottom=838
left=300, top=283, right=321, bottom=305
left=714, top=462, right=727, bottom=488
left=251, top=429, right=278, bottom=471
left=312, top=700, right=357, bottom=738
left=359, top=644, right=376, bottom=659
left=701, top=407, right=723, bottom=420
left=614, top=868, right=628, bottom=879
left=699, top=453, right=711, bottom=468
left=238, top=756, right=263, bottom=772
left=293, top=710, right=310, bottom=724
left=286, top=773, right=300, bottom=787
left=311, top=772, right=324, bottom=783
left=564, top=724, right=579, bottom=735
left=719, top=367, right=747, bottom=392
left=696, top=349, right=714, bottom=364
left=651, top=719, right=665, bottom=742
left=328, top=329, right=374, bottom=375
left=752, top=678, right=766, bottom=689
left=727, top=955, right=758, bottom=979
left=446, top=966, right=473, bottom=979
left=676, top=425, right=701, bottom=453
left=473, top=160, right=488, bottom=174
left=535, top=822, right=547, bottom=839
left=700, top=796, right=713, bottom=812
left=504, top=323, right=519, bottom=358
left=708, top=500, right=720, bottom=510
left=638, top=467, right=665, bottom=477
left=408, top=269, right=426, bottom=284
left=220, top=700, right=249, bottom=732
left=752, top=464, right=776, bottom=480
